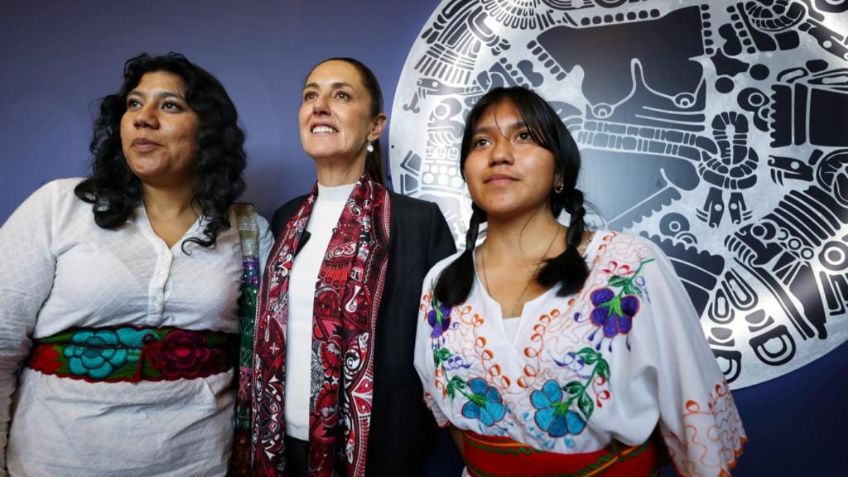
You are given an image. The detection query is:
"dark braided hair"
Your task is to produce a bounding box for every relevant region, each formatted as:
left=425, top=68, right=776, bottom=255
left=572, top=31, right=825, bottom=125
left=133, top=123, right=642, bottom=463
left=434, top=86, right=589, bottom=306
left=74, top=52, right=247, bottom=252
left=305, top=57, right=386, bottom=184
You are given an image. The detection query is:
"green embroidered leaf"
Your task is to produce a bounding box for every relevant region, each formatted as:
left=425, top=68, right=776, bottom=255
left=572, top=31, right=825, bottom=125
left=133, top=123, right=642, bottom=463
left=563, top=380, right=583, bottom=396
left=578, top=392, right=594, bottom=419
left=434, top=348, right=452, bottom=367
left=446, top=375, right=465, bottom=400
left=576, top=347, right=599, bottom=364
left=608, top=275, right=628, bottom=288
left=596, top=360, right=610, bottom=381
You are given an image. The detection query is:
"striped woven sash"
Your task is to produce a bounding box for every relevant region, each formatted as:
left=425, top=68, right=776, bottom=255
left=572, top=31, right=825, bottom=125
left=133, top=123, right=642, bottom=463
left=463, top=431, right=659, bottom=477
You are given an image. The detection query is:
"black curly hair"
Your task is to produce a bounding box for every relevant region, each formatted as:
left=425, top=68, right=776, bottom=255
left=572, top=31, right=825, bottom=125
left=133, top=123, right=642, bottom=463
left=74, top=52, right=247, bottom=251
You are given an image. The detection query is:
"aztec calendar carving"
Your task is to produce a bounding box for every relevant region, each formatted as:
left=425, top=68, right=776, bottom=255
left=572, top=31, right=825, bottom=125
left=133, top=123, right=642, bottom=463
left=390, top=0, right=848, bottom=388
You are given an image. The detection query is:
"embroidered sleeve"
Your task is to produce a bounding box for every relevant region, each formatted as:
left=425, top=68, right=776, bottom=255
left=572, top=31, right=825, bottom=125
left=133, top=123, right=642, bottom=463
left=640, top=241, right=746, bottom=477
left=414, top=280, right=452, bottom=428
left=0, top=181, right=59, bottom=468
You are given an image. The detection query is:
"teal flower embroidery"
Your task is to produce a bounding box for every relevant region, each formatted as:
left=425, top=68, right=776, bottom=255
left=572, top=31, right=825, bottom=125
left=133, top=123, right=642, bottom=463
left=531, top=380, right=587, bottom=438
left=459, top=378, right=506, bottom=426
left=64, top=329, right=130, bottom=379
left=533, top=348, right=612, bottom=438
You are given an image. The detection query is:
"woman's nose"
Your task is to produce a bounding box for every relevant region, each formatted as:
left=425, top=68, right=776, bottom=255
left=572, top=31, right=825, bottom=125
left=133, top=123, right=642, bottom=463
left=489, top=138, right=513, bottom=166
left=133, top=104, right=159, bottom=128
left=312, top=94, right=330, bottom=115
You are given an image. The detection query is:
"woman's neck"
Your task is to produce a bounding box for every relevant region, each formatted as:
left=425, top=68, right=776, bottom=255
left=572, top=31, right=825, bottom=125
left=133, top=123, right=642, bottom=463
left=314, top=155, right=366, bottom=186
left=142, top=182, right=200, bottom=248
left=482, top=208, right=565, bottom=266
left=142, top=182, right=196, bottom=219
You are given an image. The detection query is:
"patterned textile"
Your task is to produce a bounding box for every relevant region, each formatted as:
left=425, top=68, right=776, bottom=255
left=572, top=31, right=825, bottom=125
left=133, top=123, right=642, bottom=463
left=27, top=326, right=235, bottom=382
left=252, top=175, right=391, bottom=476
left=415, top=231, right=746, bottom=477
left=463, top=431, right=659, bottom=477
left=232, top=203, right=262, bottom=475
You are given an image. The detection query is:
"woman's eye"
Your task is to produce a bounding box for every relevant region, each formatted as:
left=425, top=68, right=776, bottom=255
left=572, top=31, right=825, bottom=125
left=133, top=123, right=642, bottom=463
left=517, top=131, right=532, bottom=141
left=162, top=101, right=183, bottom=111
left=303, top=91, right=317, bottom=101
left=472, top=138, right=490, bottom=148
left=126, top=99, right=141, bottom=109
left=335, top=91, right=350, bottom=100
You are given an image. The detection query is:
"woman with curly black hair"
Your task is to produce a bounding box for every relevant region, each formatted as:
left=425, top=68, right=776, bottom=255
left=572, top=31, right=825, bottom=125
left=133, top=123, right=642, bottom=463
left=0, top=53, right=272, bottom=476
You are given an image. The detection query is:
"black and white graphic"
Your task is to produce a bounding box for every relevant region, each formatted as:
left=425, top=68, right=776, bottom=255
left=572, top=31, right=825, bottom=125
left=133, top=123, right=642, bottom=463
left=391, top=0, right=848, bottom=388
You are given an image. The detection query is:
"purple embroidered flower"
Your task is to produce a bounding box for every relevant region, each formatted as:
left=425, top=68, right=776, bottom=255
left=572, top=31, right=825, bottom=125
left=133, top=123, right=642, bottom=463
left=590, top=288, right=640, bottom=338
left=427, top=302, right=452, bottom=338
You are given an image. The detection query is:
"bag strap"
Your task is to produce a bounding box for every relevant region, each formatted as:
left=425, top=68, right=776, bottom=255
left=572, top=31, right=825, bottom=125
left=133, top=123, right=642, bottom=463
left=231, top=203, right=260, bottom=475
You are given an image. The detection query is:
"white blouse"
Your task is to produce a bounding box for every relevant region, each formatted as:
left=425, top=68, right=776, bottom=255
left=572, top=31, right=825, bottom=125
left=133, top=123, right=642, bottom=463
left=0, top=178, right=273, bottom=477
left=414, top=231, right=746, bottom=477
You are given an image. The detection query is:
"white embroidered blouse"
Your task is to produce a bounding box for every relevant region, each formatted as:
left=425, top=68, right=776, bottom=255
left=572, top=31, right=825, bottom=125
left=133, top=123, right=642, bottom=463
left=414, top=231, right=746, bottom=477
left=0, top=179, right=273, bottom=477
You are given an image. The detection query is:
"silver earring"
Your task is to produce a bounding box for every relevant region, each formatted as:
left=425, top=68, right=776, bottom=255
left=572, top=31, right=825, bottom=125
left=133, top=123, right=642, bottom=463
left=366, top=142, right=375, bottom=153
left=554, top=183, right=564, bottom=194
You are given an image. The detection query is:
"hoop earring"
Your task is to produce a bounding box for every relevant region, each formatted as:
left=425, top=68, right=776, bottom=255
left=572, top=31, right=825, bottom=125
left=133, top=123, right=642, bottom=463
left=554, top=183, right=564, bottom=194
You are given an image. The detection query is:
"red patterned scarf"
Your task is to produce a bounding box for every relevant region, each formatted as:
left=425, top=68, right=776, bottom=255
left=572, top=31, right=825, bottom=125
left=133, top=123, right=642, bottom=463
left=251, top=175, right=391, bottom=476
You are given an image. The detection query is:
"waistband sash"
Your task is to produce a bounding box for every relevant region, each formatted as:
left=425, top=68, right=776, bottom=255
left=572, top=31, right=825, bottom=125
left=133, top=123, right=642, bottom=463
left=27, top=326, right=236, bottom=383
left=463, top=431, right=659, bottom=477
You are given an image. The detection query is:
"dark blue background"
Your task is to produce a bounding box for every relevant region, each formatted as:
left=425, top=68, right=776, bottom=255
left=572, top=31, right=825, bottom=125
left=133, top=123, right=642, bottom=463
left=1, top=2, right=845, bottom=476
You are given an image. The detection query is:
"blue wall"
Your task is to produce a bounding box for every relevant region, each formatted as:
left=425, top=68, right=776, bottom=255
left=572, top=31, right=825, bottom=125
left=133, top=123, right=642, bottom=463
left=1, top=2, right=844, bottom=476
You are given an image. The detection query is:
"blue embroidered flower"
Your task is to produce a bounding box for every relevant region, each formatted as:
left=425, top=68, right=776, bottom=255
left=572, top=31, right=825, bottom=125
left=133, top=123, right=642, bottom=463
left=64, top=329, right=130, bottom=379
left=461, top=378, right=506, bottom=426
left=427, top=302, right=452, bottom=338
left=531, top=380, right=587, bottom=438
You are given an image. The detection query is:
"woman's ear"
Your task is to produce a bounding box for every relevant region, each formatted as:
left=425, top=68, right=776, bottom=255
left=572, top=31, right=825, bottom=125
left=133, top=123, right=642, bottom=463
left=368, top=113, right=387, bottom=141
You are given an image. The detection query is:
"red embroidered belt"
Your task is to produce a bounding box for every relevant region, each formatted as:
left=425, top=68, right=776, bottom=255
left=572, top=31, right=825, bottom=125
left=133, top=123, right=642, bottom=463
left=27, top=326, right=236, bottom=383
left=463, top=431, right=659, bottom=477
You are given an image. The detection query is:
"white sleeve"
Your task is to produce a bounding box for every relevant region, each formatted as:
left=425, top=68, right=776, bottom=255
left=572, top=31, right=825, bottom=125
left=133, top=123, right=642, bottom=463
left=255, top=213, right=274, bottom=272
left=413, top=260, right=454, bottom=428
left=0, top=182, right=59, bottom=470
left=638, top=240, right=746, bottom=477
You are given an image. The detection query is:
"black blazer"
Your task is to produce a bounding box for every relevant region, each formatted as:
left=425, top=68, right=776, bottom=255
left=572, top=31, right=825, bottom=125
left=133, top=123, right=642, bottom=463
left=271, top=191, right=456, bottom=476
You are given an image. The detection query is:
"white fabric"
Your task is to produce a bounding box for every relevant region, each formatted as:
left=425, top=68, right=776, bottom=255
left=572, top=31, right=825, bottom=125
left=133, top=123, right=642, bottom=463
left=0, top=178, right=273, bottom=477
left=500, top=317, right=521, bottom=341
left=285, top=182, right=354, bottom=440
left=415, top=231, right=746, bottom=477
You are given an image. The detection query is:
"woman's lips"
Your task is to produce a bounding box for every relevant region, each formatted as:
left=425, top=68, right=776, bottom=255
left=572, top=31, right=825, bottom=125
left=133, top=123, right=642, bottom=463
left=485, top=174, right=517, bottom=185
left=130, top=138, right=161, bottom=152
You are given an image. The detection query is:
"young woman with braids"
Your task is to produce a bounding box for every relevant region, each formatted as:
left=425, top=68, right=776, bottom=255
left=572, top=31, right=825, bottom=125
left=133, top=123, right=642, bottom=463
left=414, top=87, right=746, bottom=477
left=0, top=53, right=272, bottom=476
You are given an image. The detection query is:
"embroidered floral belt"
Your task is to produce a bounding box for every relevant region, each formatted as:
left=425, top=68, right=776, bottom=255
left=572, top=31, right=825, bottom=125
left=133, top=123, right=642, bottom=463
left=463, top=431, right=658, bottom=477
left=27, top=326, right=237, bottom=382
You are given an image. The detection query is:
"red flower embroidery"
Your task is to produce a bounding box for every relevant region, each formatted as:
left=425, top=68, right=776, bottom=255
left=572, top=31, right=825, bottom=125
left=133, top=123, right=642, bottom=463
left=157, top=329, right=215, bottom=379
left=29, top=344, right=62, bottom=374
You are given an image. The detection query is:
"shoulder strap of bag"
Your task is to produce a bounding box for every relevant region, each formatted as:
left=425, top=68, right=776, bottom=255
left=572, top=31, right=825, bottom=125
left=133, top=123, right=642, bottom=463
left=231, top=202, right=259, bottom=475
